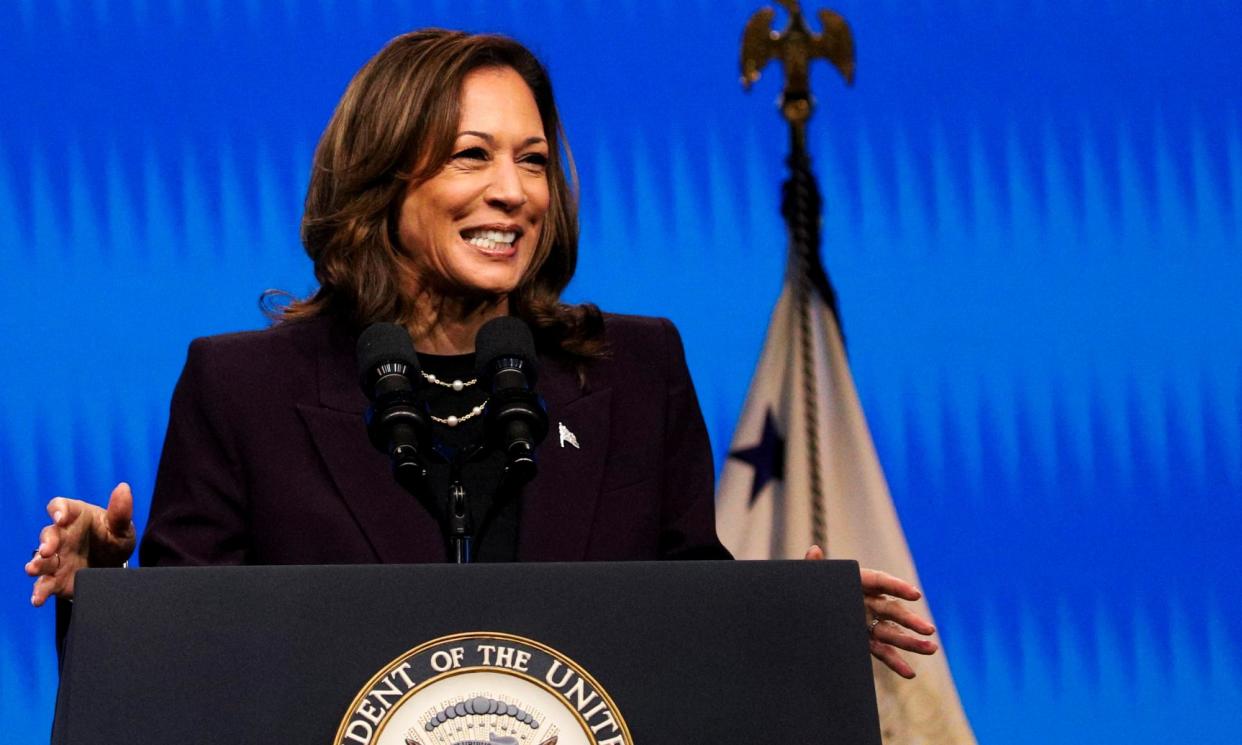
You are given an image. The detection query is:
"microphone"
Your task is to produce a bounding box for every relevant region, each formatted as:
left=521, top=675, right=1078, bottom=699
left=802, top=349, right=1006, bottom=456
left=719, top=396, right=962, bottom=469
left=356, top=323, right=431, bottom=493
left=475, top=317, right=549, bottom=484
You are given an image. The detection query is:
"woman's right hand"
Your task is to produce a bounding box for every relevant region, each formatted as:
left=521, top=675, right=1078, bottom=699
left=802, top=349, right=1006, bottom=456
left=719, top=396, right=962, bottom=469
left=25, top=482, right=137, bottom=606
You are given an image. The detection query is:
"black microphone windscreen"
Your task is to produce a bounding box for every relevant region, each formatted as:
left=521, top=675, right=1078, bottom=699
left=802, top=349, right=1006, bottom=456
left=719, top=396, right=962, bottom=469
left=475, top=317, right=538, bottom=380
left=356, top=323, right=419, bottom=392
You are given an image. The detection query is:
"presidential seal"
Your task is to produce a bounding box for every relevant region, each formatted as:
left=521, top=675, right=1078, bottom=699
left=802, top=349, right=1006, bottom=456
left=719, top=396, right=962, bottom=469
left=334, top=632, right=632, bottom=745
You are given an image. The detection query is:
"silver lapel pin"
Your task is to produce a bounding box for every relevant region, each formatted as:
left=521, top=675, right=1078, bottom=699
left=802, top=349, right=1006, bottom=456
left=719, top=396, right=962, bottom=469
left=558, top=422, right=580, bottom=449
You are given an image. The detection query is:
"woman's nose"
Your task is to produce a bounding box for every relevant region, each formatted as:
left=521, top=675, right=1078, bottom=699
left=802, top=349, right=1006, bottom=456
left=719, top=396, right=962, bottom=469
left=485, top=160, right=530, bottom=211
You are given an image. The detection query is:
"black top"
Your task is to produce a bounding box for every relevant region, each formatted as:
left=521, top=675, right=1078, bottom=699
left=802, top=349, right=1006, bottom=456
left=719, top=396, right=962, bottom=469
left=417, top=352, right=519, bottom=562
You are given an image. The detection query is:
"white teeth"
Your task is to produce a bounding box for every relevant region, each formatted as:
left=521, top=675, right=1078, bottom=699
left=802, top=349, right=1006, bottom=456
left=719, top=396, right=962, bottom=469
left=462, top=228, right=517, bottom=246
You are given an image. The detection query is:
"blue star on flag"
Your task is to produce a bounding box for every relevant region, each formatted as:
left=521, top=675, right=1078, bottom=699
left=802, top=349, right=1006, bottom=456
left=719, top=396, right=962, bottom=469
left=727, top=409, right=785, bottom=506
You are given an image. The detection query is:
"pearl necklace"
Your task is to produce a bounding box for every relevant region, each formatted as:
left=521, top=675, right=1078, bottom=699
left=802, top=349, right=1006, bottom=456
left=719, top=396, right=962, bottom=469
left=419, top=370, right=485, bottom=427
left=429, top=401, right=487, bottom=428
left=421, top=372, right=477, bottom=391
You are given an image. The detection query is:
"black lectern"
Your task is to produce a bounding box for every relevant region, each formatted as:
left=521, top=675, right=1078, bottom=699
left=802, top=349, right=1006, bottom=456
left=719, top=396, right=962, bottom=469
left=52, top=561, right=881, bottom=744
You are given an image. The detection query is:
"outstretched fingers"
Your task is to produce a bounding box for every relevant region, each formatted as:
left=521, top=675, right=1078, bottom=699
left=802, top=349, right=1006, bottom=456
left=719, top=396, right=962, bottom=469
left=30, top=573, right=64, bottom=607
left=27, top=491, right=127, bottom=606
left=870, top=637, right=917, bottom=679
left=46, top=496, right=81, bottom=528
left=38, top=524, right=61, bottom=557
left=872, top=618, right=938, bottom=655
left=26, top=522, right=63, bottom=576
left=104, top=482, right=134, bottom=536
left=857, top=566, right=941, bottom=678
left=28, top=542, right=70, bottom=606
left=866, top=593, right=936, bottom=637
left=24, top=545, right=57, bottom=578
left=860, top=567, right=922, bottom=602
left=804, top=553, right=940, bottom=677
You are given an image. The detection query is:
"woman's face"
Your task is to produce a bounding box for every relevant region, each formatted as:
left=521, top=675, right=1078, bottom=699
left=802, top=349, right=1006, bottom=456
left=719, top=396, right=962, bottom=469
left=397, top=66, right=551, bottom=299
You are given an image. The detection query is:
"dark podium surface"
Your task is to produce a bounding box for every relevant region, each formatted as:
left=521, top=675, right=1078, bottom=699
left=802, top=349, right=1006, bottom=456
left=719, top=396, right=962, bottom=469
left=53, top=561, right=881, bottom=744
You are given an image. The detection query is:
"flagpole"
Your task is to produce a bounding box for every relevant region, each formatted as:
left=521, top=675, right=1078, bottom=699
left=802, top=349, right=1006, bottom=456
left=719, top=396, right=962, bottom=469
left=729, top=11, right=979, bottom=740
left=740, top=0, right=854, bottom=548
left=787, top=138, right=827, bottom=545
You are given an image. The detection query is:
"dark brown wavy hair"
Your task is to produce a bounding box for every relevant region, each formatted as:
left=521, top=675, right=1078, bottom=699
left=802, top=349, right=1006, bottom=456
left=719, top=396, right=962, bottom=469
left=270, top=29, right=604, bottom=361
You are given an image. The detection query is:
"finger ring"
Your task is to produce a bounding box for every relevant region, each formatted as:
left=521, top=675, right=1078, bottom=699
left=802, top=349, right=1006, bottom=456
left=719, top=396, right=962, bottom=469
left=868, top=617, right=882, bottom=636
left=54, top=553, right=61, bottom=570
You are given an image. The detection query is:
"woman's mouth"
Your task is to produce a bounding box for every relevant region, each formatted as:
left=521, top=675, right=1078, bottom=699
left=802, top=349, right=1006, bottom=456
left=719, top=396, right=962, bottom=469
left=461, top=227, right=520, bottom=256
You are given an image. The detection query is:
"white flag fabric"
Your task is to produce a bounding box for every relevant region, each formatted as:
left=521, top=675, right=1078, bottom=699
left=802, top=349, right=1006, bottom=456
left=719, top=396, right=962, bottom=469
left=716, top=268, right=976, bottom=744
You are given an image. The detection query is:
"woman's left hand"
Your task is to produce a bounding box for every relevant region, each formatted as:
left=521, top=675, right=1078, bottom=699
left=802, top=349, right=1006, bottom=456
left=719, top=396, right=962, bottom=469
left=804, top=545, right=938, bottom=679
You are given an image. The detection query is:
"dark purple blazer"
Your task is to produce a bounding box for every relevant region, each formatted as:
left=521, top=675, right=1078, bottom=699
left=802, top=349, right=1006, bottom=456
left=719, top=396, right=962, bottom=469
left=138, top=314, right=731, bottom=566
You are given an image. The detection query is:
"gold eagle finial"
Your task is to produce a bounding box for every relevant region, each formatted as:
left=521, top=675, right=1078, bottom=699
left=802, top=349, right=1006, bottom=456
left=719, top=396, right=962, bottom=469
left=740, top=0, right=855, bottom=123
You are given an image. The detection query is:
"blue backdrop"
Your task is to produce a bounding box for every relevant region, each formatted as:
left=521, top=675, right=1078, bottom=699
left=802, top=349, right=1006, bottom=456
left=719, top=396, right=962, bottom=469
left=2, top=2, right=1239, bottom=742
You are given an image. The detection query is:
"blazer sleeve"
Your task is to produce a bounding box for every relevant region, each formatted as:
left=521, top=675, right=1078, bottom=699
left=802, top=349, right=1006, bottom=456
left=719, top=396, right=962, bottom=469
left=656, top=318, right=733, bottom=560
left=138, top=338, right=250, bottom=566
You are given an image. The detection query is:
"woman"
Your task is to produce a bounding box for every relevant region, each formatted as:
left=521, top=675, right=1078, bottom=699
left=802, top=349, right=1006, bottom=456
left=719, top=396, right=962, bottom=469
left=25, top=29, right=936, bottom=677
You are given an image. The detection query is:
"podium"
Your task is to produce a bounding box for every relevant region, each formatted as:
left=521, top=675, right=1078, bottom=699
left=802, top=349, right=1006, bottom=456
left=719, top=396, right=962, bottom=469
left=52, top=561, right=881, bottom=744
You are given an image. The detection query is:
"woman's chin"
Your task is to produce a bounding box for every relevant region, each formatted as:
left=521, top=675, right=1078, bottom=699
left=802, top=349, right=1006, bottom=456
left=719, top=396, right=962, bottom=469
left=456, top=265, right=525, bottom=297
left=449, top=277, right=522, bottom=301
left=415, top=257, right=527, bottom=301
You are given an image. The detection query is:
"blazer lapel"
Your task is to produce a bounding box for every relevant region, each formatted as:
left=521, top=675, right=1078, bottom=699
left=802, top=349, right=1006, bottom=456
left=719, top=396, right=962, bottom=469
left=298, top=325, right=445, bottom=564
left=297, top=321, right=612, bottom=564
left=518, top=362, right=612, bottom=562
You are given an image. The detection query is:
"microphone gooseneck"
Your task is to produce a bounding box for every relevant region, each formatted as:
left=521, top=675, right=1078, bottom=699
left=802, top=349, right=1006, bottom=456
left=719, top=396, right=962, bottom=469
left=475, top=317, right=549, bottom=485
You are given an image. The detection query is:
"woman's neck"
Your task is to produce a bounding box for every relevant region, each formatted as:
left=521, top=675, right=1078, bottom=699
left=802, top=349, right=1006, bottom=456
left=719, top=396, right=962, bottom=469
left=405, top=291, right=510, bottom=355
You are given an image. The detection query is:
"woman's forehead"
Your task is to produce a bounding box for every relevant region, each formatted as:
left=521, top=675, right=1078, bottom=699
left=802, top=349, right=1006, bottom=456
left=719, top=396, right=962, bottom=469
left=455, top=67, right=546, bottom=138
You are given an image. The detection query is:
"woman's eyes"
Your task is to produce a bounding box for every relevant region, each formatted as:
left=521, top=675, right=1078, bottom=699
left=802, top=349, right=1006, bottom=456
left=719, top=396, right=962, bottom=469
left=450, top=147, right=547, bottom=169
left=452, top=147, right=489, bottom=161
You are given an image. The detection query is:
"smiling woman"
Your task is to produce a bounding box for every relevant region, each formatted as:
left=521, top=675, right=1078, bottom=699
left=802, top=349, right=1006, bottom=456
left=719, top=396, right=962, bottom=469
left=397, top=67, right=550, bottom=317
left=288, top=30, right=599, bottom=360
left=24, top=27, right=937, bottom=680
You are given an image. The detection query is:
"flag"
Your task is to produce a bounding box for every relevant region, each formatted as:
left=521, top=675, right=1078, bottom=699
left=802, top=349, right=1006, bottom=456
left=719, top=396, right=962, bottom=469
left=715, top=242, right=976, bottom=744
